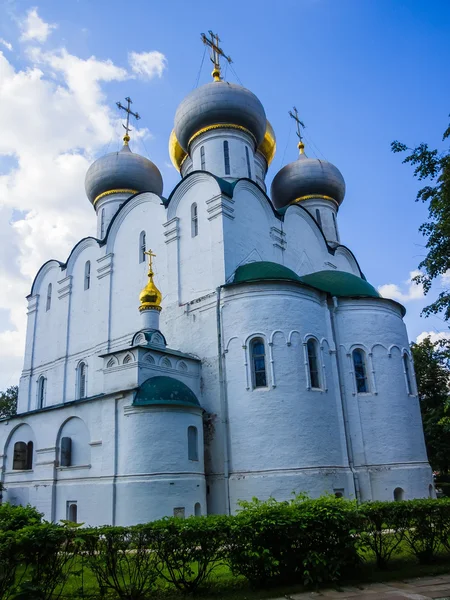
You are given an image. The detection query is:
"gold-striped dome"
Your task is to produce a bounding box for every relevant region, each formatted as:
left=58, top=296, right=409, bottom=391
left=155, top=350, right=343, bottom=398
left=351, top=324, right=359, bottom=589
left=258, top=120, right=276, bottom=166
left=169, top=120, right=276, bottom=172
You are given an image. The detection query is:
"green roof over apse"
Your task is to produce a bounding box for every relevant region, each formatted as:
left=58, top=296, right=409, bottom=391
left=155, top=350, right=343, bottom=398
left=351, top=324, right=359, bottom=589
left=231, top=262, right=381, bottom=299
left=134, top=376, right=200, bottom=409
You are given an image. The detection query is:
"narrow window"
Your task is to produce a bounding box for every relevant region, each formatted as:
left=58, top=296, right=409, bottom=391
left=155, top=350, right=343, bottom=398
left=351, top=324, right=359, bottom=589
left=60, top=437, right=72, bottom=467
left=26, top=442, right=33, bottom=469
left=84, top=261, right=91, bottom=290
left=394, top=487, right=404, bottom=501
left=352, top=349, right=368, bottom=393
left=200, top=146, right=205, bottom=170
left=13, top=442, right=27, bottom=470
left=315, top=209, right=323, bottom=229
left=332, top=212, right=338, bottom=239
left=403, top=353, right=413, bottom=395
left=245, top=146, right=252, bottom=178
left=78, top=362, right=87, bottom=399
left=46, top=283, right=52, bottom=311
left=139, top=231, right=146, bottom=263
left=67, top=502, right=77, bottom=523
left=223, top=140, right=230, bottom=175
left=37, top=376, right=46, bottom=409
left=194, top=502, right=201, bottom=516
left=188, top=426, right=198, bottom=461
left=307, top=338, right=321, bottom=389
left=251, top=338, right=267, bottom=388
left=100, top=209, right=105, bottom=237
left=191, top=203, right=198, bottom=237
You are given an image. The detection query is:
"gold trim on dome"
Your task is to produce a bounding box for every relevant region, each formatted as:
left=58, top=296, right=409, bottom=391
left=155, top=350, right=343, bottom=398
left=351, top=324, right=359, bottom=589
left=169, top=129, right=188, bottom=172
left=257, top=120, right=276, bottom=166
left=139, top=249, right=162, bottom=312
left=293, top=194, right=337, bottom=204
left=94, top=188, right=138, bottom=205
left=188, top=123, right=257, bottom=148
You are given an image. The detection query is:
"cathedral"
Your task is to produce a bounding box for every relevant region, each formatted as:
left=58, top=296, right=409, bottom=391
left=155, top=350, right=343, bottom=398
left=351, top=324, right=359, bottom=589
left=0, top=34, right=433, bottom=525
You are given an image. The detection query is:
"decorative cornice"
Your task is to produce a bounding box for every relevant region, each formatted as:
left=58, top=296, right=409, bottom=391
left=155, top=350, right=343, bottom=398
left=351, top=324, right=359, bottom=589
left=188, top=123, right=257, bottom=148
left=93, top=188, right=138, bottom=206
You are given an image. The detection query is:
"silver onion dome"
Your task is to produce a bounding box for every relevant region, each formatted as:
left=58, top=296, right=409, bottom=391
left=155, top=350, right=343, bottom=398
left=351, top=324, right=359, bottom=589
left=174, top=81, right=266, bottom=151
left=85, top=143, right=163, bottom=206
left=270, top=148, right=345, bottom=210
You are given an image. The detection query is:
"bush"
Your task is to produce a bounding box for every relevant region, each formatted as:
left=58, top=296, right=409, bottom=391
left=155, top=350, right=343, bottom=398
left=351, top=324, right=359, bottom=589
left=80, top=525, right=159, bottom=600
left=0, top=503, right=43, bottom=532
left=228, top=495, right=361, bottom=588
left=150, top=515, right=231, bottom=593
left=401, top=498, right=450, bottom=564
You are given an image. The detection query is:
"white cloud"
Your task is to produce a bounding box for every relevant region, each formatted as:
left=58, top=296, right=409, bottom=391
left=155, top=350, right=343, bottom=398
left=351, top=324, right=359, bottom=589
left=441, top=270, right=450, bottom=286
left=0, top=38, right=13, bottom=51
left=19, top=7, right=57, bottom=43
left=416, top=330, right=450, bottom=345
left=378, top=270, right=424, bottom=303
left=128, top=51, right=167, bottom=80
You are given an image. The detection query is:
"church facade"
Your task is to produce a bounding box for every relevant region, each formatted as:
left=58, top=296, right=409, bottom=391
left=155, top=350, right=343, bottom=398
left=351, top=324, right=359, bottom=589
left=0, top=39, right=433, bottom=525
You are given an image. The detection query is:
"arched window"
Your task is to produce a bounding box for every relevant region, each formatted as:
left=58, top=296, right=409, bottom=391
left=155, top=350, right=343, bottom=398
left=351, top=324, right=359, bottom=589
left=245, top=146, right=252, bottom=178
left=84, top=261, right=91, bottom=290
left=46, top=283, right=52, bottom=311
left=100, top=208, right=105, bottom=238
left=191, top=203, right=198, bottom=237
left=307, top=338, right=321, bottom=389
left=26, top=441, right=33, bottom=470
left=188, top=426, right=198, bottom=461
left=67, top=502, right=77, bottom=523
left=194, top=502, right=201, bottom=516
left=315, top=209, right=322, bottom=229
left=200, top=146, right=206, bottom=170
left=78, top=362, right=87, bottom=399
left=394, top=487, right=404, bottom=501
left=37, top=376, right=46, bottom=409
left=13, top=442, right=27, bottom=470
left=60, top=437, right=72, bottom=467
left=251, top=338, right=267, bottom=388
left=403, top=353, right=413, bottom=395
left=139, top=231, right=146, bottom=263
left=223, top=141, right=230, bottom=175
left=352, top=349, right=368, bottom=393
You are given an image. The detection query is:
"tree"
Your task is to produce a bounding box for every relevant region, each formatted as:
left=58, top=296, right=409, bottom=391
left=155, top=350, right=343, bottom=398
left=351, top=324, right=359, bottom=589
left=411, top=337, right=450, bottom=473
left=0, top=386, right=18, bottom=419
left=392, top=119, right=450, bottom=320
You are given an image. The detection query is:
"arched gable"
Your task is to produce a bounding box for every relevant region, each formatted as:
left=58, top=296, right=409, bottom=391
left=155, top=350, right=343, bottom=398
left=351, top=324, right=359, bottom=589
left=30, top=259, right=64, bottom=296
left=232, top=179, right=281, bottom=225
left=65, top=238, right=99, bottom=277
left=166, top=171, right=224, bottom=221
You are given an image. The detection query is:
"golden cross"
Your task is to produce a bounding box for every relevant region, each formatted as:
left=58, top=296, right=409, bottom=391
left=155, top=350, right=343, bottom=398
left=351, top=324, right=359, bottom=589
left=144, top=249, right=156, bottom=273
left=201, top=30, right=232, bottom=81
left=289, top=106, right=306, bottom=143
left=116, top=96, right=141, bottom=144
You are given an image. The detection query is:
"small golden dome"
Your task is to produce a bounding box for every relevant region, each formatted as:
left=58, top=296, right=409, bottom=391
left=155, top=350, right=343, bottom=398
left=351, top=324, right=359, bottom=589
left=257, top=120, right=276, bottom=166
left=139, top=250, right=162, bottom=312
left=169, top=129, right=187, bottom=172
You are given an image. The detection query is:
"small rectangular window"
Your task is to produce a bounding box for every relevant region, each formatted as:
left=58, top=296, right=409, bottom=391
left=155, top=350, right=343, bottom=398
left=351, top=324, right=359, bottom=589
left=200, top=146, right=206, bottom=170
left=188, top=426, right=199, bottom=461
left=84, top=261, right=91, bottom=290
left=223, top=141, right=230, bottom=175
left=191, top=203, right=198, bottom=237
left=60, top=437, right=72, bottom=467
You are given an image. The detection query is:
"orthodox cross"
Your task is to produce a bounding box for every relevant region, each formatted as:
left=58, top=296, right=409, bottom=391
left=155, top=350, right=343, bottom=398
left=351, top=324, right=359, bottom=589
left=144, top=249, right=156, bottom=274
left=289, top=106, right=306, bottom=145
left=201, top=30, right=232, bottom=81
left=116, top=97, right=141, bottom=144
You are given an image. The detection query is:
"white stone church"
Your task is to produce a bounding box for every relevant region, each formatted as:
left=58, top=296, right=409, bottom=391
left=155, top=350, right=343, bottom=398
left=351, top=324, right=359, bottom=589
left=0, top=37, right=433, bottom=525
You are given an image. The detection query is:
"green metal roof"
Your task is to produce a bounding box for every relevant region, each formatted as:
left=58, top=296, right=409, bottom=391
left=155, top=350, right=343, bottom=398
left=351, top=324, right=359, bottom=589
left=134, top=376, right=200, bottom=408
left=299, top=270, right=381, bottom=299
left=233, top=261, right=302, bottom=284
left=230, top=262, right=381, bottom=300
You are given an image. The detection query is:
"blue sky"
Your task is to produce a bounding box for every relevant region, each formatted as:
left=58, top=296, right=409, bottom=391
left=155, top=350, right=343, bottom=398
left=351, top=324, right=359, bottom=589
left=0, top=0, right=449, bottom=388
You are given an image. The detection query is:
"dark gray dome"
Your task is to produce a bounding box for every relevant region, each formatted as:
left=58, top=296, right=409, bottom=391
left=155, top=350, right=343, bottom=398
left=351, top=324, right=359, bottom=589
left=174, top=81, right=266, bottom=151
left=271, top=152, right=346, bottom=210
left=85, top=144, right=163, bottom=205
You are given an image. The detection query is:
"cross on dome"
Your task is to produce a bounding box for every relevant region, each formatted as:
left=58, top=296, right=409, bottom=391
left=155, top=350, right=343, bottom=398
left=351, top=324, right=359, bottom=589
left=201, top=30, right=232, bottom=82
left=289, top=106, right=306, bottom=154
left=116, top=96, right=141, bottom=145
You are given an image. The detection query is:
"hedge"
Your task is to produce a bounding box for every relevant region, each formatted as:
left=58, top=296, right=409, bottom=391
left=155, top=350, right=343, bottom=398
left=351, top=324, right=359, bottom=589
left=2, top=496, right=450, bottom=598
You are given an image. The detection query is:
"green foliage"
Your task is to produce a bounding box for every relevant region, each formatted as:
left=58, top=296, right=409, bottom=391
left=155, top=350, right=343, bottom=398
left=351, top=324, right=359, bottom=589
left=0, top=531, right=23, bottom=600
left=228, top=495, right=361, bottom=588
left=392, top=119, right=450, bottom=321
left=0, top=385, right=18, bottom=419
left=400, top=499, right=450, bottom=564
left=150, top=515, right=231, bottom=593
left=80, top=525, right=159, bottom=600
left=0, top=503, right=43, bottom=532
left=411, top=337, right=450, bottom=473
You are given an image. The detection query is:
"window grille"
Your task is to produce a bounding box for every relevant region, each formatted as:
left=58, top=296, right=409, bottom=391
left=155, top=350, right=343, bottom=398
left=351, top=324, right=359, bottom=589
left=223, top=141, right=230, bottom=175
left=251, top=338, right=267, bottom=388
left=84, top=261, right=91, bottom=290
left=191, top=203, right=198, bottom=237
left=352, top=349, right=368, bottom=393
left=307, top=339, right=321, bottom=389
left=139, top=231, right=146, bottom=263
left=37, top=376, right=46, bottom=409
left=78, top=362, right=87, bottom=398
left=200, top=146, right=205, bottom=170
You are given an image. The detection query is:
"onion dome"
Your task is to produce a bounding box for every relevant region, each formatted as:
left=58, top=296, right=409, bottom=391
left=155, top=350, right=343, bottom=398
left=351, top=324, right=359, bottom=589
left=85, top=141, right=163, bottom=206
left=174, top=81, right=266, bottom=152
left=139, top=251, right=162, bottom=312
left=271, top=142, right=345, bottom=210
